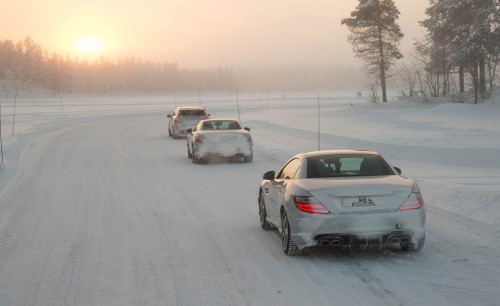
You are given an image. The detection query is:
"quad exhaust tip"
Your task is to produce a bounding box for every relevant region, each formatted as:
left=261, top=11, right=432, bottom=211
left=318, top=235, right=411, bottom=246
left=388, top=235, right=411, bottom=244
left=319, top=237, right=344, bottom=246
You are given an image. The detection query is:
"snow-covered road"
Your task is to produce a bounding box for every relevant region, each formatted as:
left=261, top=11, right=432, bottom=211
left=0, top=94, right=499, bottom=305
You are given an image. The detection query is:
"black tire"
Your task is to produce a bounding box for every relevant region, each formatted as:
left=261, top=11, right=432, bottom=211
left=259, top=194, right=273, bottom=230
left=187, top=144, right=192, bottom=158
left=244, top=153, right=253, bottom=163
left=168, top=127, right=173, bottom=137
left=401, top=235, right=425, bottom=252
left=281, top=211, right=303, bottom=256
left=192, top=148, right=200, bottom=164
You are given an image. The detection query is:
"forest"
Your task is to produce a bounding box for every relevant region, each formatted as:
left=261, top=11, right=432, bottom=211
left=0, top=37, right=237, bottom=95
left=343, top=0, right=499, bottom=103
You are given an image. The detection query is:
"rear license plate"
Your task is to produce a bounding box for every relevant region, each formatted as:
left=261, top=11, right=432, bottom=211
left=342, top=197, right=379, bottom=207
left=218, top=136, right=236, bottom=143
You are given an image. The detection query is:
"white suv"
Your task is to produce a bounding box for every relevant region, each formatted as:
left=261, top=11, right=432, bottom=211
left=167, top=106, right=209, bottom=139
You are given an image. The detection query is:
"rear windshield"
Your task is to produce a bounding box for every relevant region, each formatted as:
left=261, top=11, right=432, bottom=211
left=201, top=121, right=241, bottom=130
left=307, top=154, right=395, bottom=178
left=179, top=109, right=206, bottom=116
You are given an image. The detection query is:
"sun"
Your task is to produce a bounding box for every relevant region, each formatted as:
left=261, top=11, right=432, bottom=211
left=73, top=36, right=103, bottom=54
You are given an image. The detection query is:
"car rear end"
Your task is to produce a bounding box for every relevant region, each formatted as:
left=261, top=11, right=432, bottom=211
left=173, top=108, right=209, bottom=137
left=193, top=130, right=253, bottom=160
left=286, top=176, right=426, bottom=249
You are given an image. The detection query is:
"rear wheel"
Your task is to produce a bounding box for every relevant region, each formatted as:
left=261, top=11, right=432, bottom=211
left=187, top=144, right=192, bottom=158
left=258, top=194, right=273, bottom=230
left=401, top=235, right=425, bottom=251
left=281, top=211, right=303, bottom=256
left=192, top=147, right=200, bottom=164
left=244, top=153, right=253, bottom=163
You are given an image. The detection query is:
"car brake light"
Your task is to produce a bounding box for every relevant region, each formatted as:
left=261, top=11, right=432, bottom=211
left=293, top=196, right=330, bottom=214
left=175, top=116, right=182, bottom=122
left=203, top=114, right=210, bottom=119
left=399, top=184, right=424, bottom=211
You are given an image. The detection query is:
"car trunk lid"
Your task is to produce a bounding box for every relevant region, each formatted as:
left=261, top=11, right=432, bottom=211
left=203, top=131, right=245, bottom=144
left=180, top=115, right=206, bottom=127
left=299, top=176, right=413, bottom=213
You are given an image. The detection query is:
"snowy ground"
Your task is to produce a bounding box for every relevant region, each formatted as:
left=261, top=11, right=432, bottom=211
left=0, top=91, right=499, bottom=306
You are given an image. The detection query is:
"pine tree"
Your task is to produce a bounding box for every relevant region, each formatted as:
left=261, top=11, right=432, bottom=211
left=342, top=0, right=404, bottom=102
left=422, top=0, right=500, bottom=102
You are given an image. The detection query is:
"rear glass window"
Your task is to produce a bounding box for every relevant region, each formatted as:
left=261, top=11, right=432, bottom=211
left=202, top=121, right=241, bottom=130
left=179, top=109, right=206, bottom=116
left=307, top=154, right=394, bottom=178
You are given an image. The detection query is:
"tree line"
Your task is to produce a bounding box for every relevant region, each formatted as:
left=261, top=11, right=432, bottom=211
left=343, top=0, right=499, bottom=103
left=2, top=1, right=499, bottom=102
left=0, top=37, right=236, bottom=95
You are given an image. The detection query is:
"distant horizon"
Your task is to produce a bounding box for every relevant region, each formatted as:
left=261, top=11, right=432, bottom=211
left=0, top=36, right=367, bottom=92
left=2, top=1, right=427, bottom=70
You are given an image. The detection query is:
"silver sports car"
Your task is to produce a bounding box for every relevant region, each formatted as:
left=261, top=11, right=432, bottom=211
left=187, top=119, right=253, bottom=164
left=258, top=150, right=425, bottom=256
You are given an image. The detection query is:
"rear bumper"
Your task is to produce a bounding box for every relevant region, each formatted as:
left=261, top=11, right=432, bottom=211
left=194, top=143, right=253, bottom=159
left=288, top=208, right=426, bottom=248
left=172, top=123, right=196, bottom=136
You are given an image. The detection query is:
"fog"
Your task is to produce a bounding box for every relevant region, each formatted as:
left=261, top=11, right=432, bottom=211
left=2, top=0, right=428, bottom=90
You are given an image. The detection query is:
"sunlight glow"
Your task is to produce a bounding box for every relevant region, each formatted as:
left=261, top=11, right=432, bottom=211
left=73, top=37, right=103, bottom=53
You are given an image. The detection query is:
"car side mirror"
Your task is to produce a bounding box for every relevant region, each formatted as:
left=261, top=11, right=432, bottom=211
left=244, top=127, right=250, bottom=131
left=394, top=167, right=402, bottom=175
left=263, top=170, right=275, bottom=180
left=167, top=114, right=172, bottom=118
left=186, top=128, right=193, bottom=134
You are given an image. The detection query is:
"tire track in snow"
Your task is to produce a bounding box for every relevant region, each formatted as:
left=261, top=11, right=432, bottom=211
left=349, top=261, right=404, bottom=306
left=176, top=191, right=259, bottom=306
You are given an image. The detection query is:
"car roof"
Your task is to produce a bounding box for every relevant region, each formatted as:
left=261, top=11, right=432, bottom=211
left=200, top=118, right=238, bottom=122
left=175, top=106, right=206, bottom=110
left=295, top=150, right=380, bottom=158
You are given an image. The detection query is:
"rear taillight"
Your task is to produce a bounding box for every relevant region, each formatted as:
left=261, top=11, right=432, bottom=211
left=399, top=184, right=424, bottom=211
left=293, top=196, right=330, bottom=214
left=203, top=114, right=210, bottom=119
left=194, top=135, right=205, bottom=144
left=175, top=116, right=182, bottom=122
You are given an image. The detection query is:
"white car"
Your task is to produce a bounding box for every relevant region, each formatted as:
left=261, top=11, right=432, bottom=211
left=187, top=119, right=253, bottom=164
left=258, top=150, right=426, bottom=256
left=167, top=106, right=209, bottom=139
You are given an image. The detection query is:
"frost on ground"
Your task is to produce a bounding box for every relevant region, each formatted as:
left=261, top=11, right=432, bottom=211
left=0, top=91, right=499, bottom=306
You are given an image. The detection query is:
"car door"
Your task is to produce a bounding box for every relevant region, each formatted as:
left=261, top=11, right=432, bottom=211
left=266, top=158, right=301, bottom=224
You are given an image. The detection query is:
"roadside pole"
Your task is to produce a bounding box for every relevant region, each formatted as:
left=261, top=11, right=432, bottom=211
left=0, top=96, right=3, bottom=163
left=317, top=94, right=321, bottom=151
left=12, top=88, right=17, bottom=136
left=59, top=91, right=66, bottom=118
left=236, top=89, right=241, bottom=123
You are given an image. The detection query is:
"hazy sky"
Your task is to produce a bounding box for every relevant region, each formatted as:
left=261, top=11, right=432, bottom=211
left=2, top=0, right=428, bottom=69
